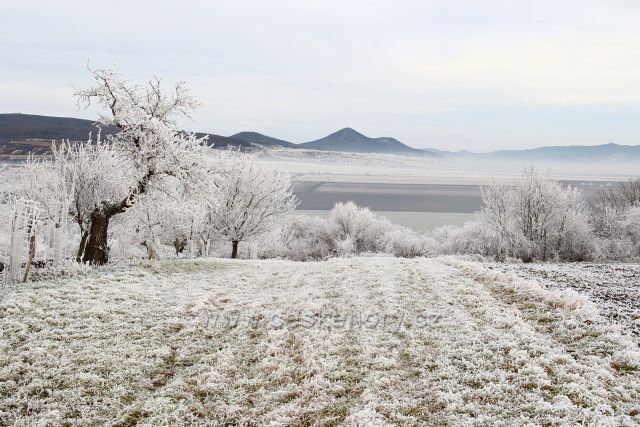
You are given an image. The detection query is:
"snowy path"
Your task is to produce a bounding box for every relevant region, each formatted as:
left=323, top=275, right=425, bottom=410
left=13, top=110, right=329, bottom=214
left=1, top=257, right=639, bottom=425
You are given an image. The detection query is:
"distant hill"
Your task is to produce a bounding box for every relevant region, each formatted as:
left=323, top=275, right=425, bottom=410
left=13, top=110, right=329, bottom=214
left=483, top=143, right=640, bottom=162
left=230, top=131, right=297, bottom=149
left=0, top=114, right=118, bottom=155
left=423, top=143, right=640, bottom=162
left=0, top=113, right=260, bottom=155
left=0, top=113, right=117, bottom=143
left=201, top=134, right=255, bottom=150
left=299, top=127, right=432, bottom=155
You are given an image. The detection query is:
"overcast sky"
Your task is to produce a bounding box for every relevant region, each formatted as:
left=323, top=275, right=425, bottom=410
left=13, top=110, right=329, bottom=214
left=2, top=0, right=640, bottom=151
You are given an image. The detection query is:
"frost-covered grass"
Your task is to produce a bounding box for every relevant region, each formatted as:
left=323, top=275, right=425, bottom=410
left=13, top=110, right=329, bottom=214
left=1, top=257, right=639, bottom=425
left=488, top=262, right=640, bottom=341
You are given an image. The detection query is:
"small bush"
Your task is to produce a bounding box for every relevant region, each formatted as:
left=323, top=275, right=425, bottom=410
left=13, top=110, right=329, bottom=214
left=29, top=259, right=92, bottom=281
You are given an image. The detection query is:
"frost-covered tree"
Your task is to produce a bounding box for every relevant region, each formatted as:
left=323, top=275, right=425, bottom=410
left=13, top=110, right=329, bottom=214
left=446, top=168, right=593, bottom=261
left=51, top=138, right=132, bottom=260
left=74, top=69, right=208, bottom=264
left=594, top=178, right=640, bottom=212
left=512, top=168, right=591, bottom=261
left=0, top=167, right=18, bottom=276
left=477, top=180, right=525, bottom=260
left=591, top=178, right=640, bottom=236
left=18, top=158, right=74, bottom=266
left=207, top=155, right=297, bottom=258
left=123, top=188, right=209, bottom=259
left=623, top=205, right=640, bottom=254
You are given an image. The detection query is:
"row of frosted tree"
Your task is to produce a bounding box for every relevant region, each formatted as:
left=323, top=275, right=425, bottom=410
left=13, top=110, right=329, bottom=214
left=0, top=69, right=298, bottom=281
left=1, top=70, right=639, bottom=282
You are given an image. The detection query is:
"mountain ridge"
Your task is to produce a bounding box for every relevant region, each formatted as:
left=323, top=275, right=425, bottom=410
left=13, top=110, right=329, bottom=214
left=299, top=127, right=431, bottom=155
left=230, top=131, right=297, bottom=149
left=0, top=114, right=435, bottom=156
left=1, top=113, right=639, bottom=161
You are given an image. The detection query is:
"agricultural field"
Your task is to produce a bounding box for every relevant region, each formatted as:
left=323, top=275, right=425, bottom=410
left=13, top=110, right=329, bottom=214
left=489, top=262, right=640, bottom=341
left=1, top=257, right=639, bottom=425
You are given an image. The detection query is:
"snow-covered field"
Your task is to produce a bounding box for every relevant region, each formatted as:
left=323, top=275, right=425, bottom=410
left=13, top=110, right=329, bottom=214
left=252, top=148, right=640, bottom=185
left=488, top=262, right=640, bottom=341
left=1, top=257, right=639, bottom=425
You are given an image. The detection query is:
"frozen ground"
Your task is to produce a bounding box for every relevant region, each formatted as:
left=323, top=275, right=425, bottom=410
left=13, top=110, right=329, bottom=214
left=488, top=262, right=640, bottom=342
left=1, top=257, right=640, bottom=425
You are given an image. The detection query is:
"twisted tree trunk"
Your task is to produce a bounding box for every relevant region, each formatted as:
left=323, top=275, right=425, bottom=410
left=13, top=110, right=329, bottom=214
left=82, top=208, right=111, bottom=265
left=82, top=171, right=154, bottom=265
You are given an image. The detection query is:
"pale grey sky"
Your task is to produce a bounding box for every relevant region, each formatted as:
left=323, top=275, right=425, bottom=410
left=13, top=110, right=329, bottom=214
left=2, top=0, right=640, bottom=151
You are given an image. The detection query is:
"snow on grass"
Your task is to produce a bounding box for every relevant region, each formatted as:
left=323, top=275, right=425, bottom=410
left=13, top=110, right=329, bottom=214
left=1, top=257, right=639, bottom=425
left=487, top=262, right=640, bottom=341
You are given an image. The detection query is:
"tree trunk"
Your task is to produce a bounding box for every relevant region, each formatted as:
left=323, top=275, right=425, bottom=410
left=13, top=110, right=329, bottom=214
left=83, top=208, right=110, bottom=265
left=145, top=239, right=159, bottom=260
left=231, top=240, right=239, bottom=259
left=80, top=168, right=155, bottom=266
left=52, top=223, right=62, bottom=266
left=173, top=238, right=187, bottom=257
left=76, top=230, right=89, bottom=262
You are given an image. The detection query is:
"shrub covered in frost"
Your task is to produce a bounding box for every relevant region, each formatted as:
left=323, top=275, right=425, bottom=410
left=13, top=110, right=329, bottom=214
left=28, top=259, right=92, bottom=281
left=384, top=225, right=428, bottom=258
left=589, top=179, right=640, bottom=260
left=335, top=236, right=356, bottom=257
left=430, top=169, right=597, bottom=262
left=623, top=205, right=640, bottom=256
left=250, top=204, right=431, bottom=260
left=328, top=201, right=392, bottom=253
